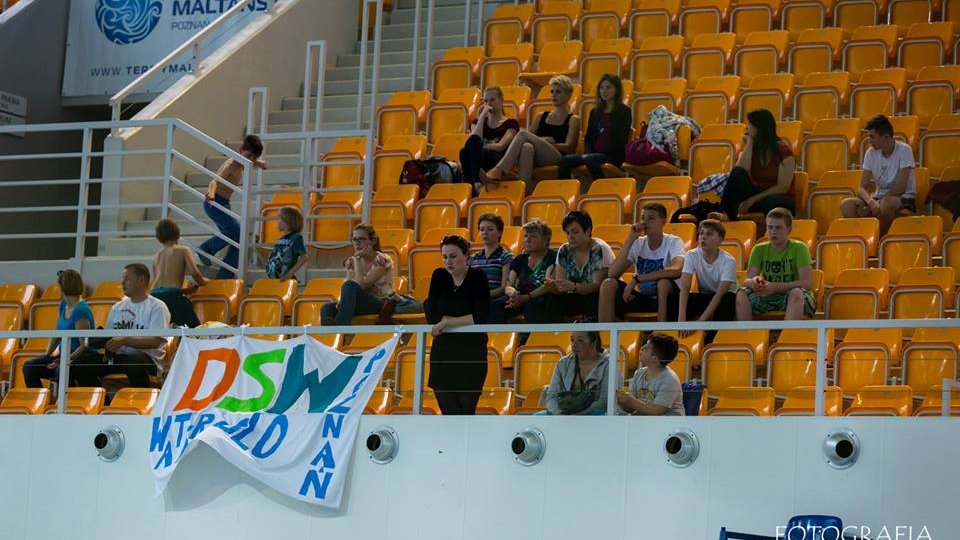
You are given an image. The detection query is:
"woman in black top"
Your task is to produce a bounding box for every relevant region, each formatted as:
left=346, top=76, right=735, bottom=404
left=460, top=86, right=519, bottom=193
left=557, top=74, right=632, bottom=181
left=479, top=75, right=581, bottom=188
left=425, top=235, right=491, bottom=415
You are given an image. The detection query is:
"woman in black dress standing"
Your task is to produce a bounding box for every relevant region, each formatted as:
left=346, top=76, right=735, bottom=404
left=426, top=235, right=491, bottom=415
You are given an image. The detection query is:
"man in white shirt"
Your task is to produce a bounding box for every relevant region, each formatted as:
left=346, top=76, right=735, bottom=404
left=841, top=114, right=917, bottom=235
left=669, top=219, right=738, bottom=329
left=599, top=202, right=685, bottom=322
left=72, top=263, right=171, bottom=388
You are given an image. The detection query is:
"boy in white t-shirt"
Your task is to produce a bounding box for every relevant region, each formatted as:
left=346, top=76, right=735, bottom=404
left=72, top=263, right=171, bottom=389
left=599, top=202, right=685, bottom=322
left=841, top=114, right=916, bottom=235
left=668, top=219, right=738, bottom=329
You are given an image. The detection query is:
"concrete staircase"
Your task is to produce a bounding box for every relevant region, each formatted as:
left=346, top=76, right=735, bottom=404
left=103, top=0, right=509, bottom=278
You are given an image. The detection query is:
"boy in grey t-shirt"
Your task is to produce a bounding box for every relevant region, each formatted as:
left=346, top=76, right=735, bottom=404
left=617, top=332, right=685, bottom=416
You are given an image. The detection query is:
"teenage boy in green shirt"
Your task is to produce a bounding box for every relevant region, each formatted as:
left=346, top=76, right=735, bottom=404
left=735, top=207, right=816, bottom=321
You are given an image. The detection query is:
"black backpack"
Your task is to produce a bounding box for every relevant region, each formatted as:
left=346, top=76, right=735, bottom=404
left=399, top=156, right=463, bottom=198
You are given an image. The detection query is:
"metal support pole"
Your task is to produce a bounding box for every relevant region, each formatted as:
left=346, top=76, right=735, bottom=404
left=943, top=380, right=951, bottom=417
left=476, top=0, right=486, bottom=49
left=74, top=128, right=92, bottom=262
left=56, top=332, right=71, bottom=414
left=237, top=165, right=250, bottom=284
left=814, top=326, right=827, bottom=416
left=369, top=0, right=384, bottom=132
left=361, top=132, right=375, bottom=223
left=425, top=0, right=436, bottom=91
left=411, top=0, right=423, bottom=90
left=301, top=42, right=315, bottom=133
left=356, top=0, right=371, bottom=129
left=314, top=41, right=326, bottom=131
left=413, top=330, right=425, bottom=414
left=301, top=40, right=328, bottom=132
left=161, top=123, right=174, bottom=219
left=607, top=328, right=619, bottom=415
left=463, top=0, right=472, bottom=47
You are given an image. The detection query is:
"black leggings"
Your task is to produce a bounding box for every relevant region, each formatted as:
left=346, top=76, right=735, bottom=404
left=435, top=390, right=481, bottom=415
left=720, top=166, right=795, bottom=220
left=556, top=153, right=618, bottom=180
left=459, top=134, right=503, bottom=183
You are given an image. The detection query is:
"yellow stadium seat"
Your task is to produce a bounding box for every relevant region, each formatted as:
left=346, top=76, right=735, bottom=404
left=782, top=0, right=835, bottom=41
left=376, top=91, right=431, bottom=146
left=767, top=328, right=836, bottom=396
left=577, top=177, right=637, bottom=226
left=775, top=121, right=803, bottom=157
left=903, top=327, right=959, bottom=397
left=579, top=0, right=631, bottom=50
left=310, top=191, right=363, bottom=249
left=737, top=73, right=794, bottom=122
left=834, top=0, right=881, bottom=37
left=834, top=328, right=902, bottom=394
left=702, top=329, right=769, bottom=395
left=718, top=220, right=757, bottom=270
left=467, top=180, right=525, bottom=232
left=787, top=28, right=844, bottom=81
left=514, top=331, right=569, bottom=397
left=730, top=0, right=781, bottom=41
left=39, top=283, right=61, bottom=301
left=520, top=40, right=584, bottom=88
left=775, top=386, right=844, bottom=416
left=817, top=218, right=880, bottom=286
left=364, top=386, right=394, bottom=415
left=291, top=279, right=341, bottom=334
left=807, top=170, right=861, bottom=235
left=515, top=385, right=549, bottom=414
left=794, top=71, right=851, bottom=132
left=431, top=133, right=471, bottom=163
left=679, top=0, right=733, bottom=45
left=708, top=386, right=775, bottom=415
left=890, top=267, right=955, bottom=322
left=684, top=75, right=741, bottom=127
left=426, top=88, right=481, bottom=145
left=634, top=175, right=692, bottom=221
left=100, top=387, right=160, bottom=415
left=914, top=385, right=960, bottom=416
left=487, top=332, right=519, bottom=371
left=734, top=30, right=789, bottom=85
left=845, top=385, right=913, bottom=416
left=259, top=190, right=320, bottom=246
left=0, top=388, right=49, bottom=415
left=390, top=390, right=441, bottom=415
left=501, top=85, right=533, bottom=122
left=414, top=183, right=472, bottom=242
left=190, top=279, right=244, bottom=324
left=631, top=37, right=684, bottom=89
left=943, top=217, right=960, bottom=286
left=947, top=0, right=960, bottom=27
left=49, top=387, right=106, bottom=415
left=408, top=227, right=470, bottom=285
left=825, top=268, right=890, bottom=320
left=481, top=43, right=534, bottom=88
left=377, top=228, right=414, bottom=269
left=9, top=300, right=60, bottom=388
left=527, top=83, right=584, bottom=127
left=789, top=219, right=818, bottom=256
left=682, top=32, right=738, bottom=88
left=920, top=114, right=960, bottom=178
left=632, top=78, right=688, bottom=123
left=483, top=4, right=534, bottom=56
left=844, top=25, right=899, bottom=81
left=907, top=65, right=960, bottom=128
left=431, top=47, right=484, bottom=98
left=580, top=38, right=632, bottom=94
left=849, top=68, right=906, bottom=128
left=320, top=136, right=367, bottom=189
left=898, top=22, right=953, bottom=80
left=238, top=279, right=297, bottom=336
left=521, top=179, right=580, bottom=229
left=879, top=215, right=943, bottom=282
left=689, top=122, right=745, bottom=182
left=656, top=330, right=705, bottom=383
left=371, top=184, right=419, bottom=230
left=801, top=118, right=860, bottom=182
left=475, top=387, right=517, bottom=415
left=888, top=0, right=932, bottom=32
left=531, top=1, right=582, bottom=53
left=373, top=134, right=427, bottom=190
left=629, top=0, right=682, bottom=46
left=663, top=222, right=698, bottom=251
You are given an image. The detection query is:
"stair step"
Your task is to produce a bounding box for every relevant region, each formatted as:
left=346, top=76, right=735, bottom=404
left=379, top=19, right=464, bottom=40
left=337, top=49, right=445, bottom=68
left=354, top=34, right=465, bottom=54
left=204, top=153, right=303, bottom=171
left=182, top=168, right=302, bottom=189
left=289, top=93, right=393, bottom=110
left=325, top=64, right=416, bottom=82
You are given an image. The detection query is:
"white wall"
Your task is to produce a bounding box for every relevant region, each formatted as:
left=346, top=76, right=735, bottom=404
left=0, top=416, right=954, bottom=539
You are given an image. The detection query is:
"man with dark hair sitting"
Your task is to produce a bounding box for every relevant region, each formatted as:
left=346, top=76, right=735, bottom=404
left=617, top=332, right=685, bottom=416
left=72, top=263, right=171, bottom=388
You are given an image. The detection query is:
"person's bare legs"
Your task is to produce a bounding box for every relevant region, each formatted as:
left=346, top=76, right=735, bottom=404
left=482, top=130, right=534, bottom=184
left=784, top=287, right=806, bottom=320
left=877, top=195, right=902, bottom=236
left=735, top=289, right=754, bottom=321
left=656, top=278, right=673, bottom=322
left=840, top=197, right=862, bottom=219
left=598, top=277, right=619, bottom=322
left=516, top=142, right=536, bottom=183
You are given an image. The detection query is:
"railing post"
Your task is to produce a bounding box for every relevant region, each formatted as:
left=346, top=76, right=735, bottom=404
left=814, top=325, right=827, bottom=417
left=161, top=122, right=174, bottom=219
left=356, top=0, right=371, bottom=129
left=411, top=0, right=423, bottom=91
left=56, top=331, right=71, bottom=414
left=238, top=163, right=250, bottom=284
left=314, top=41, right=327, bottom=131
left=369, top=0, right=384, bottom=133
left=476, top=0, right=486, bottom=49
left=607, top=328, right=619, bottom=415
left=413, top=329, right=426, bottom=414
left=425, top=0, right=436, bottom=92
left=463, top=0, right=472, bottom=47
left=943, top=379, right=952, bottom=417
left=74, top=128, right=92, bottom=263
left=362, top=132, right=375, bottom=223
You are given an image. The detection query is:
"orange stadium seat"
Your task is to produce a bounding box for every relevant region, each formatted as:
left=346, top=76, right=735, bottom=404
left=920, top=114, right=960, bottom=179
left=788, top=28, right=844, bottom=81
left=684, top=75, right=741, bottom=127
left=580, top=39, right=632, bottom=94
left=903, top=328, right=960, bottom=398
left=719, top=220, right=757, bottom=270
left=775, top=386, right=844, bottom=416
left=521, top=179, right=580, bottom=230
left=376, top=227, right=414, bottom=269
left=782, top=0, right=835, bottom=41
left=702, top=329, right=769, bottom=396
left=373, top=134, right=427, bottom=190
left=430, top=47, right=484, bottom=98
left=807, top=170, right=861, bottom=235
left=390, top=391, right=441, bottom=415
left=579, top=0, right=631, bottom=50
left=501, top=85, right=533, bottom=122
left=907, top=66, right=960, bottom=128
left=468, top=180, right=525, bottom=231
left=481, top=43, right=535, bottom=89
left=531, top=1, right=582, bottom=53
left=708, top=386, right=775, bottom=415
left=631, top=35, right=684, bottom=84
left=431, top=133, right=471, bottom=163
left=408, top=227, right=470, bottom=285
left=734, top=30, right=789, bottom=84
left=664, top=222, right=698, bottom=251
left=190, top=279, right=244, bottom=324
left=320, top=136, right=366, bottom=189
left=914, top=385, right=960, bottom=416
left=898, top=22, right=953, bottom=80
left=738, top=73, right=794, bottom=122
left=849, top=68, right=906, bottom=127
left=888, top=0, right=932, bottom=32
left=483, top=4, right=535, bottom=55
left=475, top=387, right=517, bottom=415
left=688, top=123, right=745, bottom=182
left=414, top=183, right=473, bottom=242
left=47, top=387, right=106, bottom=415
left=514, top=331, right=570, bottom=397
left=794, top=71, right=851, bottom=131
left=520, top=40, right=584, bottom=88
left=730, top=0, right=781, bottom=41
left=0, top=388, right=50, bottom=415
left=632, top=78, right=687, bottom=123
left=834, top=0, right=881, bottom=37
left=238, top=279, right=298, bottom=339
left=767, top=328, right=836, bottom=396
left=427, top=88, right=481, bottom=145
left=834, top=328, right=902, bottom=395
left=514, top=385, right=549, bottom=414
left=371, top=184, right=419, bottom=230
left=880, top=215, right=943, bottom=283
left=376, top=91, right=431, bottom=146
left=889, top=267, right=955, bottom=321
left=634, top=176, right=692, bottom=222
left=682, top=32, right=738, bottom=88
left=801, top=118, right=860, bottom=182
left=311, top=191, right=363, bottom=249
left=629, top=0, right=682, bottom=45
left=679, top=0, right=733, bottom=45
left=100, top=388, right=160, bottom=415
left=816, top=218, right=880, bottom=286
left=824, top=268, right=890, bottom=320
left=845, top=385, right=913, bottom=416
left=577, top=177, right=636, bottom=226
left=364, top=386, right=394, bottom=415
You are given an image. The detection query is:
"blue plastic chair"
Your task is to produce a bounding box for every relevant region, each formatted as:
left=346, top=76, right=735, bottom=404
left=719, top=515, right=849, bottom=540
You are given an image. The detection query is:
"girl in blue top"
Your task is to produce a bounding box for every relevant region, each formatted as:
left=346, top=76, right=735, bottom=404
left=23, top=269, right=95, bottom=388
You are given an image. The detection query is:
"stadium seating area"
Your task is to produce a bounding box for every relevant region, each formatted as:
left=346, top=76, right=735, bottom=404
left=3, top=0, right=960, bottom=417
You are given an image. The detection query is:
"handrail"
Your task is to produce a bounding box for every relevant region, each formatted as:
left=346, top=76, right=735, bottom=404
left=109, top=0, right=271, bottom=124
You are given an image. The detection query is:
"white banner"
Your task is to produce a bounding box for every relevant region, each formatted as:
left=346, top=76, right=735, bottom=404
left=62, top=0, right=272, bottom=98
left=150, top=333, right=399, bottom=507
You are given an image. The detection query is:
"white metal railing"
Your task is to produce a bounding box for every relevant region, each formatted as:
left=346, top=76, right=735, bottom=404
left=358, top=0, right=385, bottom=131
left=108, top=0, right=275, bottom=124
left=4, top=318, right=959, bottom=416
left=0, top=119, right=252, bottom=281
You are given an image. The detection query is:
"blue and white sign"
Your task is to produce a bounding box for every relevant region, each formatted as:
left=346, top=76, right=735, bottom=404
left=63, top=0, right=272, bottom=98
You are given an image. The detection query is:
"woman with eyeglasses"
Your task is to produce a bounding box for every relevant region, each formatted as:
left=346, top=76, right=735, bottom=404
left=23, top=269, right=95, bottom=388
left=425, top=235, right=491, bottom=415
left=545, top=210, right=614, bottom=321
left=320, top=223, right=395, bottom=326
